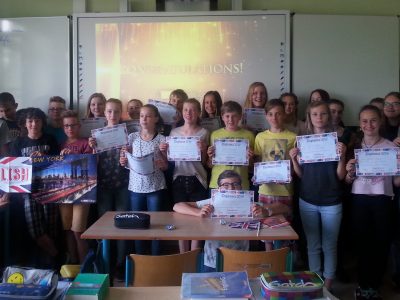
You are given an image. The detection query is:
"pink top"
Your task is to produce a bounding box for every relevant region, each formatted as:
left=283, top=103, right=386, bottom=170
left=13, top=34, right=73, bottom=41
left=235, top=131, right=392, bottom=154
left=351, top=138, right=397, bottom=197
left=61, top=138, right=92, bottom=154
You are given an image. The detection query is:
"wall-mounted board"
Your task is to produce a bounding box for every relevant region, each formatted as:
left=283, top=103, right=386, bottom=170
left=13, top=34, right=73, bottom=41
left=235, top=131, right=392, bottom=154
left=0, top=17, right=70, bottom=112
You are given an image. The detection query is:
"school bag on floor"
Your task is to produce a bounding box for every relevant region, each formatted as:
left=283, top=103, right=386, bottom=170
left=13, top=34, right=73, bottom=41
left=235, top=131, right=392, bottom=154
left=0, top=266, right=58, bottom=300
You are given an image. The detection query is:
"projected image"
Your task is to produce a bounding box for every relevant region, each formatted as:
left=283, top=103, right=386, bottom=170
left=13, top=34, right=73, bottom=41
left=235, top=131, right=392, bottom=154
left=78, top=14, right=288, bottom=110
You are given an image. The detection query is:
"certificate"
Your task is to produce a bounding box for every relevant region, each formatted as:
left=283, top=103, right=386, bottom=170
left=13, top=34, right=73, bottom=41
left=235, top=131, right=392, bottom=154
left=213, top=139, right=249, bottom=166
left=355, top=148, right=400, bottom=176
left=253, top=160, right=291, bottom=184
left=126, top=152, right=154, bottom=175
left=167, top=136, right=201, bottom=161
left=123, top=120, right=141, bottom=134
left=211, top=189, right=254, bottom=218
left=243, top=108, right=269, bottom=131
left=79, top=117, right=107, bottom=138
left=91, top=123, right=129, bottom=152
left=296, top=132, right=339, bottom=163
left=200, top=117, right=221, bottom=133
left=148, top=99, right=178, bottom=125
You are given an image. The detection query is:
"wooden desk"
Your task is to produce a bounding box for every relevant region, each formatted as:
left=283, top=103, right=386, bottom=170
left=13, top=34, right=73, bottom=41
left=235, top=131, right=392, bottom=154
left=107, top=285, right=337, bottom=300
left=82, top=211, right=299, bottom=273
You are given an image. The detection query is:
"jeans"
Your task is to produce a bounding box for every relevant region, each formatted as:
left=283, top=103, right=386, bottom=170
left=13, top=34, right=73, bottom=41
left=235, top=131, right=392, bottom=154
left=299, top=198, right=342, bottom=279
left=130, top=190, right=165, bottom=255
left=96, top=187, right=129, bottom=266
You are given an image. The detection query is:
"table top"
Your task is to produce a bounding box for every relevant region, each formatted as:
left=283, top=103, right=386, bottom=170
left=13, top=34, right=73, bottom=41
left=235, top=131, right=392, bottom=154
left=106, top=285, right=337, bottom=300
left=82, top=211, right=298, bottom=241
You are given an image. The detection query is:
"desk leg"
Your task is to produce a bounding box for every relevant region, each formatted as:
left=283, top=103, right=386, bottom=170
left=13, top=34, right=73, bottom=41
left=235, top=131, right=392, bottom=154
left=102, top=239, right=110, bottom=274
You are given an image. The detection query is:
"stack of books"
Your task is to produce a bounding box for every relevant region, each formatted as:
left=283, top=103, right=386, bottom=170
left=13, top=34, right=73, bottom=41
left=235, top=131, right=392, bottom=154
left=65, top=273, right=109, bottom=300
left=181, top=271, right=252, bottom=299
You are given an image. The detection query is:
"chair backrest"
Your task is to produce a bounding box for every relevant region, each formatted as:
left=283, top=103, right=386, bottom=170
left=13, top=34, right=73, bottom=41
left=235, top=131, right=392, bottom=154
left=128, top=248, right=200, bottom=287
left=218, top=247, right=289, bottom=279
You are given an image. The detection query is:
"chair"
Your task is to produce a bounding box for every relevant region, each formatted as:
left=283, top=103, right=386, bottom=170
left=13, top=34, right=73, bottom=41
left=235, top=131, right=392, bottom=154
left=218, top=247, right=289, bottom=279
left=125, top=248, right=201, bottom=287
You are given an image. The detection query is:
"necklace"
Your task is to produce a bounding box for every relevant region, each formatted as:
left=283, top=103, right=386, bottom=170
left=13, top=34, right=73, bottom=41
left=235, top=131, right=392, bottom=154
left=362, top=137, right=381, bottom=149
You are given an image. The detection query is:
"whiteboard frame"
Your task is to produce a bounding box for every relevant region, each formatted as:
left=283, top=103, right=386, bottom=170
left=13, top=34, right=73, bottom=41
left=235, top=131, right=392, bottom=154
left=72, top=10, right=291, bottom=113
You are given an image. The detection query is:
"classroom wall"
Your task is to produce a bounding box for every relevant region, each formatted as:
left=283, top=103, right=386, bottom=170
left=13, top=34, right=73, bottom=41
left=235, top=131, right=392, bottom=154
left=0, top=0, right=399, bottom=17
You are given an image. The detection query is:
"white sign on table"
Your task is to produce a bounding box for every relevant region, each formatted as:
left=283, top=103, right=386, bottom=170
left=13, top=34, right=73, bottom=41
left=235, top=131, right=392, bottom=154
left=211, top=189, right=254, bottom=218
left=296, top=132, right=339, bottom=164
left=125, top=152, right=155, bottom=175
left=243, top=108, right=269, bottom=131
left=148, top=99, right=178, bottom=125
left=79, top=117, right=107, bottom=138
left=91, top=123, right=128, bottom=152
left=212, top=139, right=249, bottom=165
left=253, top=160, right=291, bottom=184
left=167, top=136, right=201, bottom=161
left=200, top=117, right=221, bottom=133
left=355, top=148, right=400, bottom=176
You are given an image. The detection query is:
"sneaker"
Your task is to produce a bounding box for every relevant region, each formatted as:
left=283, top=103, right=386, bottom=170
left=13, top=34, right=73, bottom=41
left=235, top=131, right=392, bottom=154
left=354, top=287, right=382, bottom=300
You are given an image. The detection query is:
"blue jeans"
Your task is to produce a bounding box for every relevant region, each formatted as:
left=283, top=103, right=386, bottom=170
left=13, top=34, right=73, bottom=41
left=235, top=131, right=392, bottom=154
left=130, top=190, right=165, bottom=255
left=299, top=199, right=342, bottom=279
left=96, top=187, right=129, bottom=266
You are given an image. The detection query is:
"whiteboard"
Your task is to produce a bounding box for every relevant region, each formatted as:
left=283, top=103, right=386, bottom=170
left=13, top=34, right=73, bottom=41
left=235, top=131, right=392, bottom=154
left=73, top=11, right=290, bottom=115
left=293, top=15, right=399, bottom=126
left=0, top=17, right=70, bottom=112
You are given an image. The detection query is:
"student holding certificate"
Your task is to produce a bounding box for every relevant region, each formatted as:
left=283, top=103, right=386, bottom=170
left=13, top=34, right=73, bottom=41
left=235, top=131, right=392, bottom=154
left=254, top=99, right=296, bottom=250
left=120, top=104, right=168, bottom=255
left=173, top=170, right=266, bottom=272
left=289, top=101, right=347, bottom=290
left=207, top=101, right=255, bottom=190
left=345, top=105, right=400, bottom=299
left=89, top=99, right=129, bottom=278
left=160, top=98, right=209, bottom=253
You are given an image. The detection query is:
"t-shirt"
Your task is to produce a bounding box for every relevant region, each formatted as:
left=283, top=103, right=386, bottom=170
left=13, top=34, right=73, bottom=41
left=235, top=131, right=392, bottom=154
left=97, top=147, right=129, bottom=189
left=44, top=124, right=67, bottom=145
left=352, top=138, right=396, bottom=197
left=196, top=198, right=249, bottom=268
left=0, top=119, right=9, bottom=148
left=170, top=126, right=209, bottom=189
left=61, top=139, right=92, bottom=154
left=9, top=134, right=59, bottom=157
left=127, top=132, right=166, bottom=193
left=3, top=119, right=21, bottom=142
left=209, top=128, right=255, bottom=189
left=254, top=129, right=296, bottom=197
left=299, top=161, right=342, bottom=206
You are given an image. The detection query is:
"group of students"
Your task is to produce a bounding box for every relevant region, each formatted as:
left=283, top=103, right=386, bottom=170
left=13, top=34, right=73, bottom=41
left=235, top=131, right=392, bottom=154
left=0, top=84, right=400, bottom=300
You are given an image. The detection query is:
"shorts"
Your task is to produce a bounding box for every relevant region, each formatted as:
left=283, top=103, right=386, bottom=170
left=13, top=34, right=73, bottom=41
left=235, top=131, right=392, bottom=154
left=59, top=203, right=90, bottom=232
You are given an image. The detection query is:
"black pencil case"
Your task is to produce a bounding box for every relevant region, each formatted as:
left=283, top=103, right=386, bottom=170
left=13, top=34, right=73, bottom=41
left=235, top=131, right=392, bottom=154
left=114, top=212, right=150, bottom=229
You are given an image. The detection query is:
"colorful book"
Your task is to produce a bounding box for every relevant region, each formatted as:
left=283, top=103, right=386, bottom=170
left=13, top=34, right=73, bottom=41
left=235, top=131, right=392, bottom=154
left=65, top=274, right=109, bottom=300
left=181, top=271, right=252, bottom=299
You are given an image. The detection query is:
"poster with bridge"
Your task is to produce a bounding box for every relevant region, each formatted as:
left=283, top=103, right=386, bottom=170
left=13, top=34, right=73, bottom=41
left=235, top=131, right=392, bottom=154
left=31, top=154, right=97, bottom=204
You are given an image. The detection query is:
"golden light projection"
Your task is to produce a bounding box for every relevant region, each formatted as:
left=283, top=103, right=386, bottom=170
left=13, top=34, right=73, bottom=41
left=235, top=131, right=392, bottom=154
left=95, top=21, right=246, bottom=101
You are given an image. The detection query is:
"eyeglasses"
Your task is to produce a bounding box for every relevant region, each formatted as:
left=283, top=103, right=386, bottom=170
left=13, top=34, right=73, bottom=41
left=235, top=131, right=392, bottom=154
left=49, top=108, right=65, bottom=112
left=63, top=124, right=79, bottom=128
left=219, top=182, right=241, bottom=189
left=384, top=102, right=400, bottom=107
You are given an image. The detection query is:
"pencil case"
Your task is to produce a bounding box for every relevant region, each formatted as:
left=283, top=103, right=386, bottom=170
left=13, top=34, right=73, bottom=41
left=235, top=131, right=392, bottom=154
left=114, top=212, right=150, bottom=229
left=260, top=271, right=324, bottom=300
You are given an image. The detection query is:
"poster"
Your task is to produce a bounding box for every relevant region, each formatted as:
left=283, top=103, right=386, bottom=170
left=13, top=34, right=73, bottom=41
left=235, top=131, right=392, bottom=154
left=31, top=154, right=97, bottom=204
